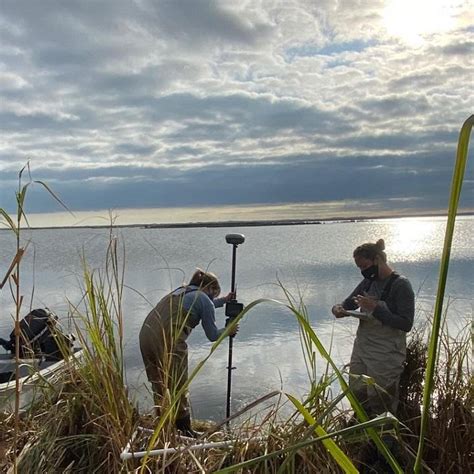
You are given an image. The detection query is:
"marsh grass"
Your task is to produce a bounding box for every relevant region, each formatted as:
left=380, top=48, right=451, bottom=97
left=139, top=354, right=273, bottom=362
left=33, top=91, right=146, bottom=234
left=0, top=164, right=71, bottom=473
left=414, top=114, right=473, bottom=472
left=400, top=311, right=473, bottom=472
left=0, top=236, right=135, bottom=473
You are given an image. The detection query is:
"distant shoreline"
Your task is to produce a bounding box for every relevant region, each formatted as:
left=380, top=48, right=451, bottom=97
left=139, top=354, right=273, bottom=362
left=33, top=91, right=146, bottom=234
left=1, top=211, right=472, bottom=231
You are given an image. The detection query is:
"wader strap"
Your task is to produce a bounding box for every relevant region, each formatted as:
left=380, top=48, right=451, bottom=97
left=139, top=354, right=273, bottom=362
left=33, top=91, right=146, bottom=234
left=172, top=286, right=199, bottom=296
left=380, top=272, right=399, bottom=301
left=363, top=272, right=400, bottom=301
left=168, top=287, right=199, bottom=339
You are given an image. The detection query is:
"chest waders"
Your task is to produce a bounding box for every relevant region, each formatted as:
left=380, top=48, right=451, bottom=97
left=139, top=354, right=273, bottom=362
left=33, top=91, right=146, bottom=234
left=349, top=273, right=403, bottom=416
left=139, top=289, right=195, bottom=421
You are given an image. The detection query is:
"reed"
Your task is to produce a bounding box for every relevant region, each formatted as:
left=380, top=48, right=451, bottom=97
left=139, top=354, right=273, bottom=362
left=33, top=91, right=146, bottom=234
left=0, top=163, right=69, bottom=472
left=414, top=114, right=473, bottom=472
left=16, top=237, right=136, bottom=473
left=401, top=310, right=472, bottom=472
left=136, top=294, right=358, bottom=473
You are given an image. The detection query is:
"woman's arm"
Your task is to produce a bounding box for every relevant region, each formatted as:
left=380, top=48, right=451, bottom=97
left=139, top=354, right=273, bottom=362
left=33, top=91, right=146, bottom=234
left=341, top=280, right=370, bottom=310
left=199, top=295, right=225, bottom=342
left=332, top=280, right=369, bottom=317
left=213, top=297, right=226, bottom=308
left=213, top=292, right=235, bottom=309
left=372, top=278, right=415, bottom=332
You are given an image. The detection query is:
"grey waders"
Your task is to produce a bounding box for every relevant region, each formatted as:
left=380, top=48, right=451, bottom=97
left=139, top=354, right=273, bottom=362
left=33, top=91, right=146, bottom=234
left=344, top=273, right=414, bottom=417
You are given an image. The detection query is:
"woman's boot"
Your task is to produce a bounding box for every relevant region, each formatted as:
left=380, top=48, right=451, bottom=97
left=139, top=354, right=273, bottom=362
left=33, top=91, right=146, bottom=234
left=175, top=414, right=198, bottom=438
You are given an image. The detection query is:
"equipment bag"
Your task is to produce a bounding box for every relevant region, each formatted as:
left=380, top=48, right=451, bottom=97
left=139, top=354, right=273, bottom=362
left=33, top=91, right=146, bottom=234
left=0, top=309, right=73, bottom=360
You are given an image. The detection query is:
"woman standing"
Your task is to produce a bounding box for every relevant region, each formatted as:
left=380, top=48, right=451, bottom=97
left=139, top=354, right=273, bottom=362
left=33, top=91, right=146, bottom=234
left=332, top=239, right=415, bottom=416
left=139, top=269, right=237, bottom=436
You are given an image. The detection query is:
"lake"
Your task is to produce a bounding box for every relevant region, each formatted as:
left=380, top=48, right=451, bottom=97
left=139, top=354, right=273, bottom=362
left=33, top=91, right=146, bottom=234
left=0, top=216, right=472, bottom=421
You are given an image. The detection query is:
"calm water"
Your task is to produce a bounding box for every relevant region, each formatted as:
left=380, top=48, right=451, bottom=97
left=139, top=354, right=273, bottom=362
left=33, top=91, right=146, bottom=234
left=0, top=216, right=473, bottom=420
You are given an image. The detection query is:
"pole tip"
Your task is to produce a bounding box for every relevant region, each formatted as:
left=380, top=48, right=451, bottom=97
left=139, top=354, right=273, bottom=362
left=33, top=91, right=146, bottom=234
left=225, top=234, right=245, bottom=245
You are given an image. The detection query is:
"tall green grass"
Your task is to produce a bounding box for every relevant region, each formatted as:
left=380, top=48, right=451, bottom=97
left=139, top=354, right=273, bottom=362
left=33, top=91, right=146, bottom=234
left=137, top=295, right=360, bottom=473
left=414, top=114, right=473, bottom=473
left=5, top=236, right=137, bottom=473
left=0, top=164, right=70, bottom=473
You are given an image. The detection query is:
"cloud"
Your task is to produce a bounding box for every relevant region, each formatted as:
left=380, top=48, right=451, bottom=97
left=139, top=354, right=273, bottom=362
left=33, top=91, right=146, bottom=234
left=0, top=0, right=473, bottom=222
left=2, top=145, right=471, bottom=217
left=143, top=0, right=274, bottom=47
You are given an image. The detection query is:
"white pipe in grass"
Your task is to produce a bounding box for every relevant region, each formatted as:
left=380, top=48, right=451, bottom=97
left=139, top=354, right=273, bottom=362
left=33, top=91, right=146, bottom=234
left=120, top=429, right=265, bottom=460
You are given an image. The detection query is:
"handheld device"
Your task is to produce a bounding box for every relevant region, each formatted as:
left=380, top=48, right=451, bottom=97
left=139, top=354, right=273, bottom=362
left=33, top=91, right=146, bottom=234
left=225, top=300, right=244, bottom=318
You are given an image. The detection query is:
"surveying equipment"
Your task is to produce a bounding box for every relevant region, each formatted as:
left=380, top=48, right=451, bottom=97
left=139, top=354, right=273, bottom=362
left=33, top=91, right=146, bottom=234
left=225, top=233, right=245, bottom=422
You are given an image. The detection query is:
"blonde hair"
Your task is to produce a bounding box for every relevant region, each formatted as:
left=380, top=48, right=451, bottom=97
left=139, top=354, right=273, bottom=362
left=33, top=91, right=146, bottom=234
left=353, top=239, right=387, bottom=263
left=188, top=268, right=221, bottom=296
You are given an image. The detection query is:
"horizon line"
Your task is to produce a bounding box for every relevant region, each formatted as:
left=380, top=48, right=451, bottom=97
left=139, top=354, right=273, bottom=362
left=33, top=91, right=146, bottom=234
left=1, top=210, right=473, bottom=232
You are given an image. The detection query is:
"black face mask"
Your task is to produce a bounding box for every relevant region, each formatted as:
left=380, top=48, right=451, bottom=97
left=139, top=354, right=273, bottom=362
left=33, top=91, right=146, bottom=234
left=361, top=265, right=379, bottom=281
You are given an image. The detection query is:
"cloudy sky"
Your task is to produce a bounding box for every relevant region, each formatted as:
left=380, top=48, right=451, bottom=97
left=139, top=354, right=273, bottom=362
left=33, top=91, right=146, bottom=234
left=0, top=0, right=473, bottom=225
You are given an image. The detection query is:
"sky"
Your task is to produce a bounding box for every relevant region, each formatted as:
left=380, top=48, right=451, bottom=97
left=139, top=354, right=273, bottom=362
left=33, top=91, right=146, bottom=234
left=0, top=0, right=473, bottom=226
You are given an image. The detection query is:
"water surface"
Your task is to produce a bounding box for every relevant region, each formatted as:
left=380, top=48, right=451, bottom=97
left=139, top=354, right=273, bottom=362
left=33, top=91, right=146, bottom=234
left=0, top=216, right=472, bottom=420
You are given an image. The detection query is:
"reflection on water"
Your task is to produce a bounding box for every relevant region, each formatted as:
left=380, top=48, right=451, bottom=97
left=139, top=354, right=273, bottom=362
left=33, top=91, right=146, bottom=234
left=0, top=216, right=473, bottom=420
left=384, top=218, right=442, bottom=261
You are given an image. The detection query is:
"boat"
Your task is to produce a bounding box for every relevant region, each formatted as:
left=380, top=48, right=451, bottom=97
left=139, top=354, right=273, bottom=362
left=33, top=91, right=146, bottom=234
left=0, top=347, right=84, bottom=411
left=0, top=308, right=84, bottom=411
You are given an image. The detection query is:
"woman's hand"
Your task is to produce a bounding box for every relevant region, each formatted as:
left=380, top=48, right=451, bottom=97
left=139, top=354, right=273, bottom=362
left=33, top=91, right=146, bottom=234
left=228, top=323, right=239, bottom=336
left=332, top=304, right=349, bottom=318
left=223, top=291, right=236, bottom=302
left=353, top=294, right=378, bottom=312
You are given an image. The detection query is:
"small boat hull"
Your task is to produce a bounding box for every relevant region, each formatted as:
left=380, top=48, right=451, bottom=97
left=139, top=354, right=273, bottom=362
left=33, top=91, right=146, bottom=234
left=0, top=348, right=84, bottom=412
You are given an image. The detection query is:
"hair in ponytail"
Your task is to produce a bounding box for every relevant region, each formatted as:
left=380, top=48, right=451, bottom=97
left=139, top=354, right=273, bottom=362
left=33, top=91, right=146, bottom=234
left=188, top=268, right=221, bottom=296
left=353, top=239, right=387, bottom=262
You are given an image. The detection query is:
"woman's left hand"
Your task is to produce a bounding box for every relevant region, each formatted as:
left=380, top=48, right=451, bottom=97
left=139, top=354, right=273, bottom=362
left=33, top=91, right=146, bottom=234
left=353, top=294, right=378, bottom=312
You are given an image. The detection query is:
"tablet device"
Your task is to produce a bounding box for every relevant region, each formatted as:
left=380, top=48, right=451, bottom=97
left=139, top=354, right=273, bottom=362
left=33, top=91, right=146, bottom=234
left=345, top=310, right=374, bottom=321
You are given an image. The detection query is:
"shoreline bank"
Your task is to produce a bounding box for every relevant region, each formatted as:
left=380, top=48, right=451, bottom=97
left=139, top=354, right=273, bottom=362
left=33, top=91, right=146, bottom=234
left=1, top=211, right=473, bottom=232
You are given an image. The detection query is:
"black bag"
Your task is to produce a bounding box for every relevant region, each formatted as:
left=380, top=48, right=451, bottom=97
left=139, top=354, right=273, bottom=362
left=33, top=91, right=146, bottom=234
left=0, top=309, right=73, bottom=360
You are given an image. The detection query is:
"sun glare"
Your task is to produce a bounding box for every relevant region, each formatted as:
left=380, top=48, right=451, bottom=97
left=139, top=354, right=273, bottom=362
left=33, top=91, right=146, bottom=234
left=383, top=0, right=461, bottom=45
left=387, top=217, right=441, bottom=261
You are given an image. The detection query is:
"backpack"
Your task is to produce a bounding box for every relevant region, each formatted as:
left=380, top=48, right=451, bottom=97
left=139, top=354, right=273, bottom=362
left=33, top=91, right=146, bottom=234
left=0, top=309, right=74, bottom=360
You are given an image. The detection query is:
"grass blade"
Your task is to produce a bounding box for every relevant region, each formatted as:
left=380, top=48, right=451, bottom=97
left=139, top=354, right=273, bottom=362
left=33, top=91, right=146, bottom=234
left=279, top=289, right=402, bottom=473
left=0, top=208, right=18, bottom=235
left=33, top=180, right=73, bottom=215
left=285, top=393, right=358, bottom=474
left=414, top=115, right=474, bottom=472
left=216, top=415, right=396, bottom=473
